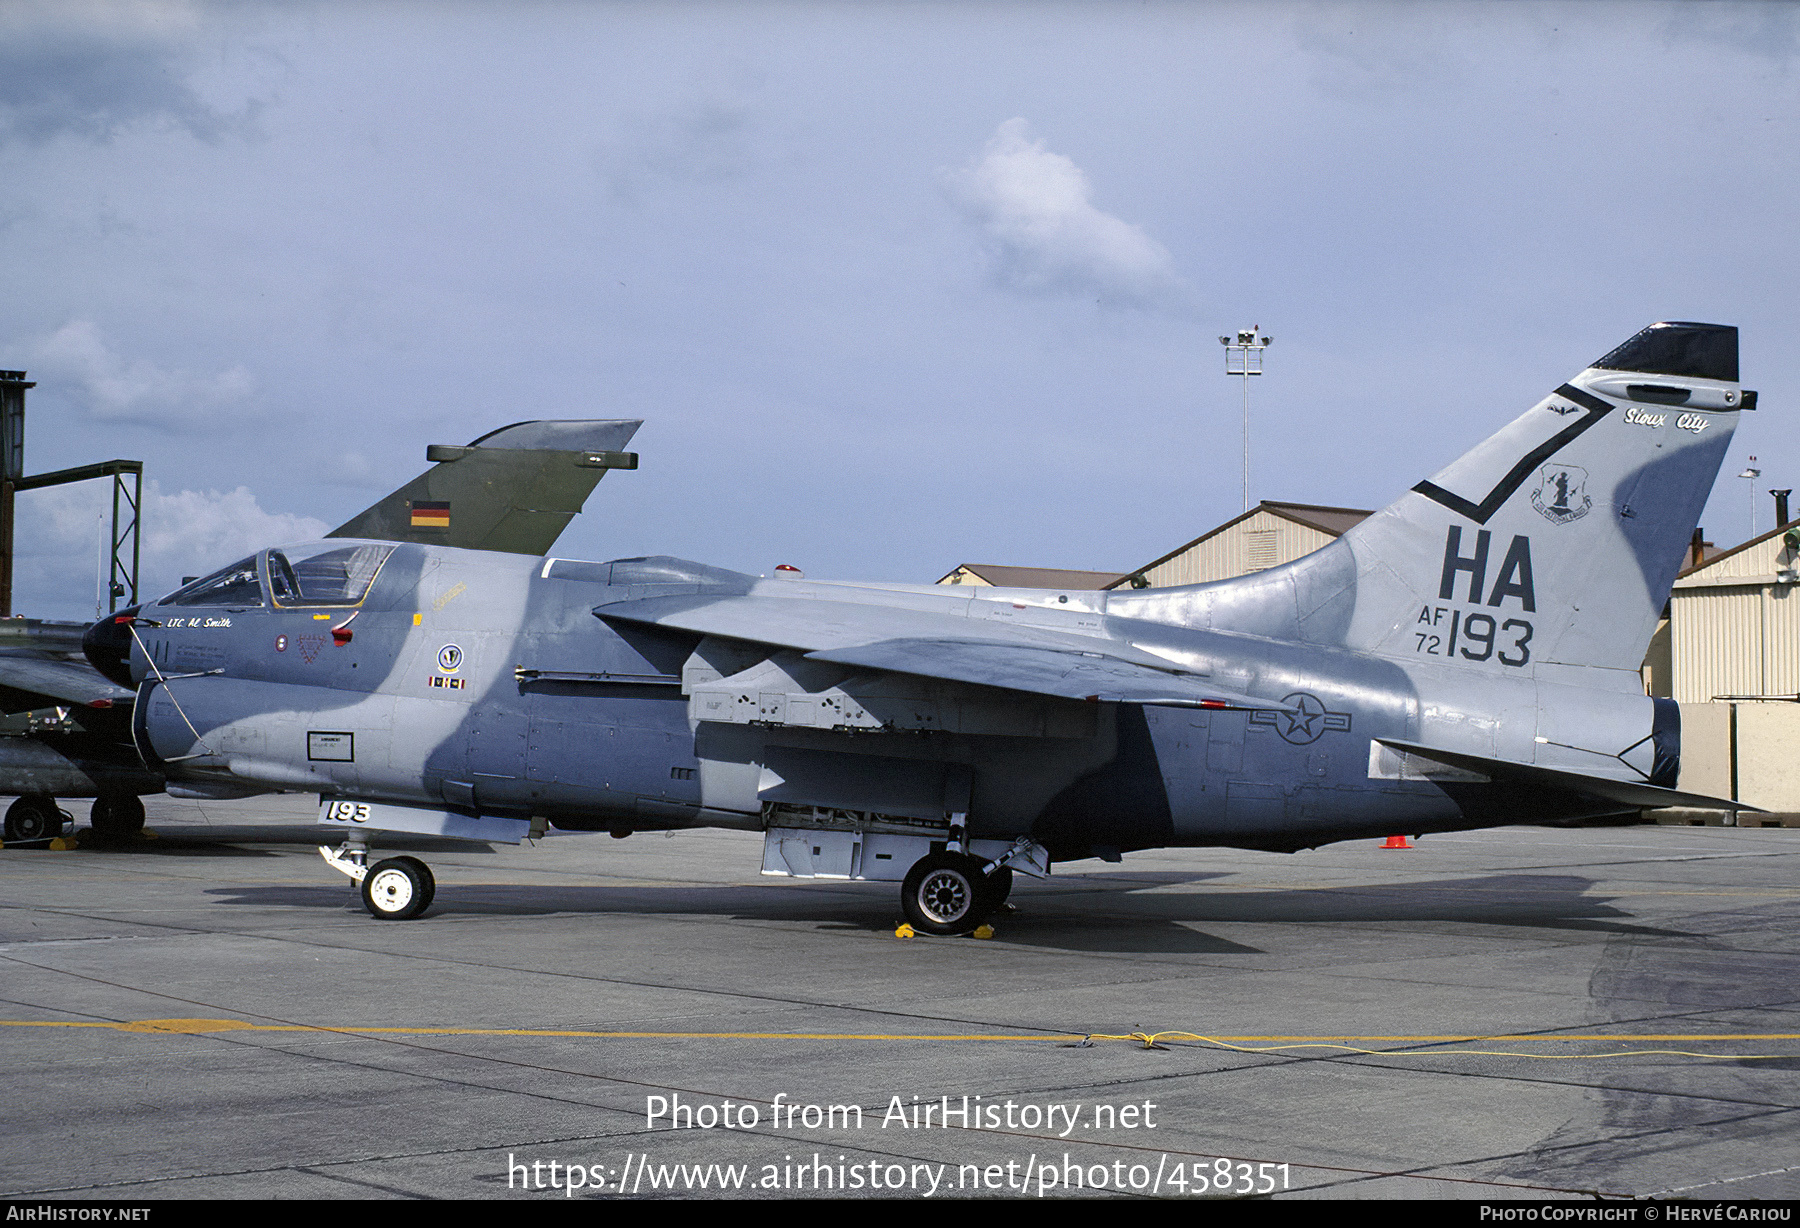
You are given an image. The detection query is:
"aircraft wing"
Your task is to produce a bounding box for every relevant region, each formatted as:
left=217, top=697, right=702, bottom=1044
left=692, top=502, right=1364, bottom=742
left=1377, top=739, right=1761, bottom=812
left=0, top=618, right=88, bottom=653
left=806, top=639, right=1273, bottom=709
left=596, top=594, right=1285, bottom=711
left=0, top=651, right=134, bottom=713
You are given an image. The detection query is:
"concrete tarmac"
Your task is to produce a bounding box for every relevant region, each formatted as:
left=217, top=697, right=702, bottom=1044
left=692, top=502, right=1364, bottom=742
left=2, top=793, right=1796, bottom=1201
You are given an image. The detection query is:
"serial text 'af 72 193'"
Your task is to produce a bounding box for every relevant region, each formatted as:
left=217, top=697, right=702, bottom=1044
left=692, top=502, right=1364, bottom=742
left=79, top=323, right=1759, bottom=933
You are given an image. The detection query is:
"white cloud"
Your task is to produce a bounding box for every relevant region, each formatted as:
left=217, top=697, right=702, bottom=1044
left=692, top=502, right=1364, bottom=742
left=138, top=484, right=328, bottom=579
left=943, top=118, right=1183, bottom=308
left=14, top=478, right=327, bottom=617
left=29, top=320, right=256, bottom=429
left=0, top=1, right=246, bottom=146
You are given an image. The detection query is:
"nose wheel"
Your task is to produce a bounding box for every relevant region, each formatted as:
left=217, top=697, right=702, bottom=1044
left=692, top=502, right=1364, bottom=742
left=323, top=841, right=437, bottom=920
left=360, top=856, right=436, bottom=920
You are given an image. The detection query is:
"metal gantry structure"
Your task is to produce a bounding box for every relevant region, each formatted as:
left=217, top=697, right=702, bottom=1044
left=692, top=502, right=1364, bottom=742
left=0, top=371, right=142, bottom=617
left=1220, top=327, right=1271, bottom=513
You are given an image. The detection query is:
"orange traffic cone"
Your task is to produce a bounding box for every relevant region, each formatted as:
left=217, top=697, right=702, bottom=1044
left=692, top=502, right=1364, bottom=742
left=1381, top=835, right=1412, bottom=850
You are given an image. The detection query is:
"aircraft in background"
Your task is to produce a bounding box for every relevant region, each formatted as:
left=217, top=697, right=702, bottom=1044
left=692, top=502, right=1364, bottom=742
left=0, top=419, right=641, bottom=842
left=64, top=321, right=1760, bottom=935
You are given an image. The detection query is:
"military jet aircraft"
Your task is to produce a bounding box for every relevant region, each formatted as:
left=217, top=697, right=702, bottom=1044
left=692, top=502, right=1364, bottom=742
left=0, top=616, right=148, bottom=840
left=0, top=418, right=643, bottom=842
left=72, top=322, right=1753, bottom=934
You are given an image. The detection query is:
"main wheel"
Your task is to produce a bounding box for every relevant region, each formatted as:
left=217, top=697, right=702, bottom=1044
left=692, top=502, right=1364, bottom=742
left=983, top=865, right=1014, bottom=909
left=5, top=794, right=61, bottom=842
left=902, top=852, right=993, bottom=936
left=90, top=794, right=146, bottom=841
left=361, top=857, right=435, bottom=920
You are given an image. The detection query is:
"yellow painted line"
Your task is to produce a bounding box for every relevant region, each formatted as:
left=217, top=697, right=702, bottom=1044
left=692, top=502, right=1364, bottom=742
left=2, top=1019, right=1798, bottom=1042
left=0, top=1019, right=1069, bottom=1039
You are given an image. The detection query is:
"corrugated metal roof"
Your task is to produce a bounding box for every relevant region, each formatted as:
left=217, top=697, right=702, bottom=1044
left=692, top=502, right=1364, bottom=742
left=1677, top=519, right=1800, bottom=579
left=936, top=564, right=1127, bottom=590
left=1270, top=502, right=1372, bottom=537
left=1104, top=500, right=1373, bottom=588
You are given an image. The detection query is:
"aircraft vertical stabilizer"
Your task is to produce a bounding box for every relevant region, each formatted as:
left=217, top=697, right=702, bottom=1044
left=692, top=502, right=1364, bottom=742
left=1334, top=322, right=1743, bottom=675
left=327, top=419, right=642, bottom=555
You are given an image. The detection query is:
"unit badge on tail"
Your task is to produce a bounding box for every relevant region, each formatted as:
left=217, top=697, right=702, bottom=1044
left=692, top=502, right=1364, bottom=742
left=1531, top=463, right=1591, bottom=525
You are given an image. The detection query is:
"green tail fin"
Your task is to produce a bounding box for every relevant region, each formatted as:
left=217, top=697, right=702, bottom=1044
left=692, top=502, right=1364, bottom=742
left=327, top=419, right=642, bottom=555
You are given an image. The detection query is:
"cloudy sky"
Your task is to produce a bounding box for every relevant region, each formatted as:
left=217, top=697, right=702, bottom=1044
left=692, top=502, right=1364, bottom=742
left=4, top=0, right=1796, bottom=620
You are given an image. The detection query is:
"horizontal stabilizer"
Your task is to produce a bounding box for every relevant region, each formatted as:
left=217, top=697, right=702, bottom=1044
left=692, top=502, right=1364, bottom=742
left=807, top=639, right=1286, bottom=711
left=329, top=419, right=642, bottom=555
left=1377, top=738, right=1759, bottom=812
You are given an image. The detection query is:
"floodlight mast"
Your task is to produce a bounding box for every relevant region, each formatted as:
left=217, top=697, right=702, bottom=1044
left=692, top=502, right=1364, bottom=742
left=1739, top=457, right=1761, bottom=540
left=1219, top=327, right=1271, bottom=513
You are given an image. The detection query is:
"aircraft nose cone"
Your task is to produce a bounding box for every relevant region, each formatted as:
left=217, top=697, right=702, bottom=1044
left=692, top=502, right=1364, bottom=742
left=82, top=605, right=141, bottom=689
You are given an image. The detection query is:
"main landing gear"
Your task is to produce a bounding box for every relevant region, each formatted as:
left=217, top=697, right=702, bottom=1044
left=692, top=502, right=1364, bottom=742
left=0, top=794, right=145, bottom=844
left=320, top=838, right=437, bottom=920
left=763, top=809, right=1044, bottom=936
left=900, top=850, right=1015, bottom=937
left=89, top=793, right=146, bottom=841
left=3, top=794, right=69, bottom=842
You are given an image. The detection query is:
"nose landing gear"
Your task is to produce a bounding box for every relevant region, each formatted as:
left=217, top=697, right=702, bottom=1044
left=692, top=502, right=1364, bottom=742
left=320, top=839, right=437, bottom=920
left=362, top=857, right=436, bottom=920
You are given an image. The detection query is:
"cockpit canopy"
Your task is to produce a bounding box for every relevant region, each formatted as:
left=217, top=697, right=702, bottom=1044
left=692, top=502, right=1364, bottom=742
left=268, top=543, right=391, bottom=605
left=158, top=543, right=394, bottom=608
left=160, top=557, right=264, bottom=607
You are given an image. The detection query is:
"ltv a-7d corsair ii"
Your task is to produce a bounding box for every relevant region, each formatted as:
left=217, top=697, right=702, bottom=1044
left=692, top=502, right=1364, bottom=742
left=74, top=322, right=1755, bottom=933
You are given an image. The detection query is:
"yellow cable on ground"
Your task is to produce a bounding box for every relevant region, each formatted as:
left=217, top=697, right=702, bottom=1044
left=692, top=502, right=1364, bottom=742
left=1089, top=1030, right=1800, bottom=1060
left=1, top=1017, right=1796, bottom=1059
